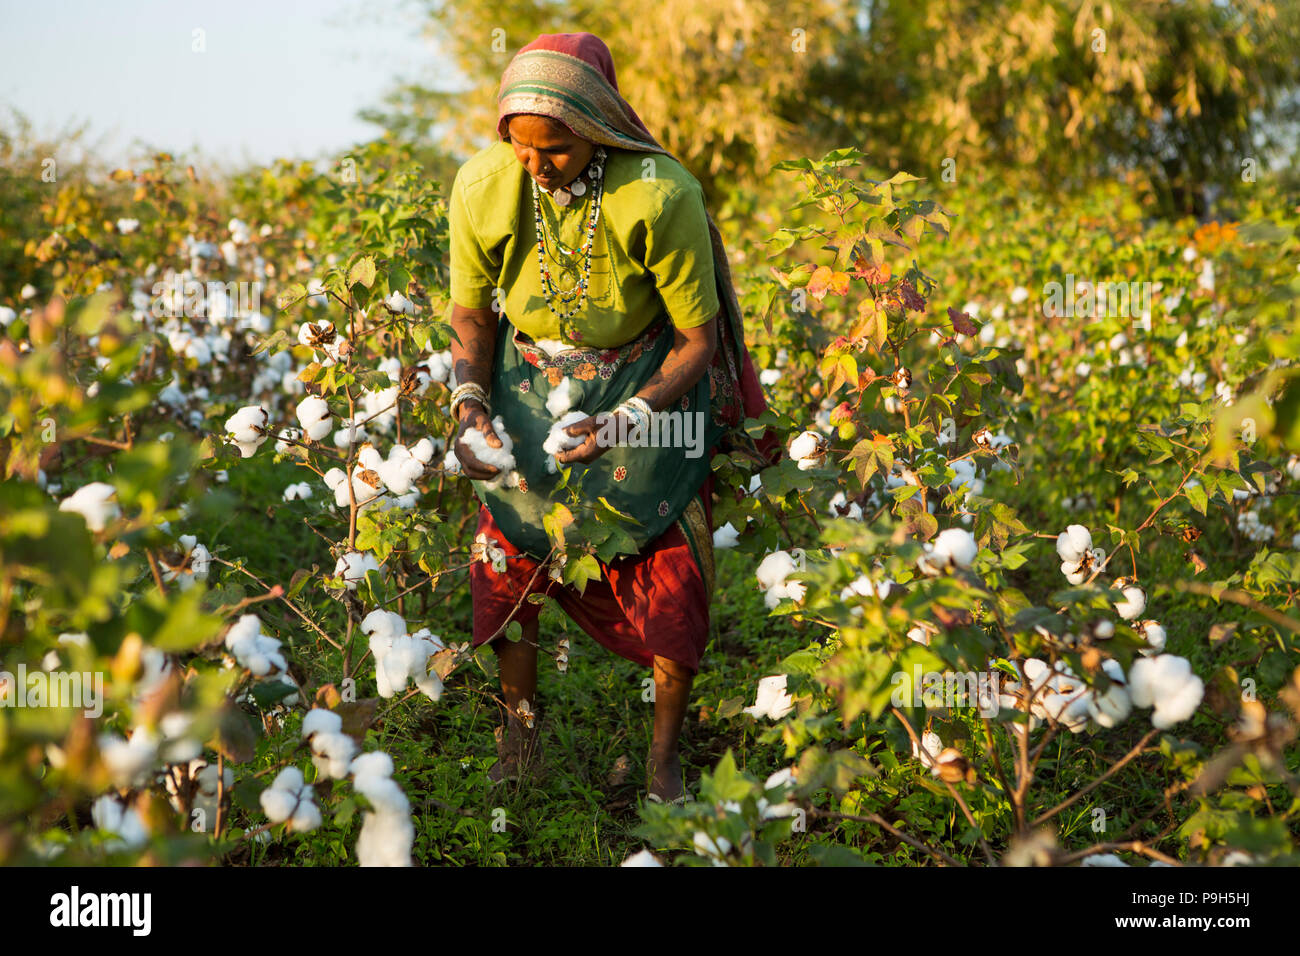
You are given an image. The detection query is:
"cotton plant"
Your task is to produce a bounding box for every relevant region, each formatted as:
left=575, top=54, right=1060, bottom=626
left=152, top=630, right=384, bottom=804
left=361, top=610, right=445, bottom=701
left=223, top=614, right=287, bottom=676
left=259, top=767, right=322, bottom=833
left=90, top=796, right=150, bottom=851
left=358, top=441, right=432, bottom=496
left=58, top=481, right=120, bottom=532
left=224, top=405, right=269, bottom=457
left=917, top=528, right=978, bottom=575
left=98, top=726, right=159, bottom=789
left=301, top=708, right=357, bottom=779
left=159, top=534, right=211, bottom=591
left=712, top=522, right=741, bottom=549
left=755, top=550, right=806, bottom=608
left=295, top=395, right=333, bottom=441
left=1128, top=654, right=1204, bottom=729
left=743, top=674, right=795, bottom=720
left=1056, top=524, right=1102, bottom=584
left=788, top=429, right=828, bottom=470
left=350, top=751, right=414, bottom=867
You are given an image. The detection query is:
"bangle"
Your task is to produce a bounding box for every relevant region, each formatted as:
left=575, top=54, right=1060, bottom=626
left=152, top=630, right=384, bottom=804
left=449, top=382, right=490, bottom=420
left=614, top=396, right=653, bottom=440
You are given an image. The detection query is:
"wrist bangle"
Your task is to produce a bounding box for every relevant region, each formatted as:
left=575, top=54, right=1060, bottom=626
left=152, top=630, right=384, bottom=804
left=449, top=382, right=490, bottom=420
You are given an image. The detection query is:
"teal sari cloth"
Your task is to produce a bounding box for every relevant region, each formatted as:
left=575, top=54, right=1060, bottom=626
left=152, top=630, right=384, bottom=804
left=470, top=316, right=727, bottom=560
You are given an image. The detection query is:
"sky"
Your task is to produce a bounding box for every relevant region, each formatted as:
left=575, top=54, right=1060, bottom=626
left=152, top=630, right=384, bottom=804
left=0, top=0, right=452, bottom=169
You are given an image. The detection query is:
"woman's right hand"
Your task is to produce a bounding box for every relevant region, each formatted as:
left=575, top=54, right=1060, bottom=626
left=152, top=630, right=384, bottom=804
left=454, top=400, right=504, bottom=480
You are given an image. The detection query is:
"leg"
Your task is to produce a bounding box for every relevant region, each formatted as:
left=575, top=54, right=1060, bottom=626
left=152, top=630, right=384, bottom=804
left=488, top=618, right=542, bottom=783
left=647, top=654, right=694, bottom=802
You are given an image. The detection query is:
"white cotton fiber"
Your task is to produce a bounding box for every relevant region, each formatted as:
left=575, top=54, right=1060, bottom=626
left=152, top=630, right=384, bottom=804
left=461, top=416, right=518, bottom=490
left=546, top=376, right=575, bottom=417
left=543, top=410, right=589, bottom=469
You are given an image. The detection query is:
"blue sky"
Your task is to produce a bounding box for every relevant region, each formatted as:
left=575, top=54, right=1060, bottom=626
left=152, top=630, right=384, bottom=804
left=0, top=0, right=451, bottom=168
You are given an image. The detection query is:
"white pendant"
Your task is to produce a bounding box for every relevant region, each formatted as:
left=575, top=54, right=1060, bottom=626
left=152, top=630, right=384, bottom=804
left=554, top=187, right=573, bottom=207
left=569, top=179, right=587, bottom=197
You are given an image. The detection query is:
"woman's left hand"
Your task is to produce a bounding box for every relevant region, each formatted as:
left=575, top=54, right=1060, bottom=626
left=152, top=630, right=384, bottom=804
left=554, top=412, right=620, bottom=466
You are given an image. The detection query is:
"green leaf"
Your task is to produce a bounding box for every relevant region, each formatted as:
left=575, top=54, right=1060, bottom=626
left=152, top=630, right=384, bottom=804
left=348, top=256, right=377, bottom=289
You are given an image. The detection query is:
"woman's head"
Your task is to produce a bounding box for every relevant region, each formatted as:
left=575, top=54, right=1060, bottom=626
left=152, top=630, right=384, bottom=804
left=504, top=113, right=595, bottom=191
left=496, top=33, right=664, bottom=159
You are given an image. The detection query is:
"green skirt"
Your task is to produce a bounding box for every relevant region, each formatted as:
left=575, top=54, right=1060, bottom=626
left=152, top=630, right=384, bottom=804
left=471, top=316, right=727, bottom=560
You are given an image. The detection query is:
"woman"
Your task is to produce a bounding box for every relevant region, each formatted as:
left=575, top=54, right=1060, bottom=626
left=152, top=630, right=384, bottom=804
left=446, top=32, right=774, bottom=803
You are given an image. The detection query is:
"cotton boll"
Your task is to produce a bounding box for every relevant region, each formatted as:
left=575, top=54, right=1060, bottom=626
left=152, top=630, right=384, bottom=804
left=310, top=730, right=358, bottom=779
left=98, top=727, right=159, bottom=788
left=1087, top=660, right=1132, bottom=728
left=788, top=429, right=826, bottom=469
left=91, top=796, right=150, bottom=850
left=385, top=291, right=414, bottom=315
left=930, top=528, right=978, bottom=569
left=743, top=675, right=794, bottom=720
left=295, top=395, right=333, bottom=441
left=1127, top=654, right=1203, bottom=728
left=543, top=410, right=589, bottom=463
left=545, top=376, right=575, bottom=417
left=912, top=730, right=943, bottom=767
left=283, top=481, right=313, bottom=502
left=713, top=522, right=740, bottom=549
left=755, top=551, right=798, bottom=591
left=301, top=708, right=343, bottom=738
left=462, top=415, right=518, bottom=490
left=1113, top=579, right=1147, bottom=620
left=410, top=437, right=435, bottom=464
left=59, top=482, right=120, bottom=532
left=225, top=405, right=269, bottom=457
left=1136, top=620, right=1166, bottom=655
left=350, top=750, right=395, bottom=782
left=335, top=551, right=381, bottom=590
left=622, top=849, right=664, bottom=867
left=828, top=491, right=863, bottom=520
left=356, top=808, right=414, bottom=867
left=759, top=369, right=782, bottom=386
left=1056, top=525, right=1093, bottom=564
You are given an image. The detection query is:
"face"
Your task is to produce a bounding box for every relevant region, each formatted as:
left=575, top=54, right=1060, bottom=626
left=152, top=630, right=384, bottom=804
left=507, top=114, right=595, bottom=191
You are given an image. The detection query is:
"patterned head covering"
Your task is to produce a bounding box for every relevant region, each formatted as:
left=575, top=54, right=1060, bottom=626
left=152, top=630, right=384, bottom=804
left=495, top=32, right=778, bottom=465
left=496, top=33, right=661, bottom=150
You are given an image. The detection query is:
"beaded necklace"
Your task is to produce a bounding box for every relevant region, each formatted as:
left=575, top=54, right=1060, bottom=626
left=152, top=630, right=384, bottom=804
left=531, top=146, right=607, bottom=339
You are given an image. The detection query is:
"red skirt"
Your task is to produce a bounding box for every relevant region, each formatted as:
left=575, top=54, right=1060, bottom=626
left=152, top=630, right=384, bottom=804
left=469, top=477, right=716, bottom=672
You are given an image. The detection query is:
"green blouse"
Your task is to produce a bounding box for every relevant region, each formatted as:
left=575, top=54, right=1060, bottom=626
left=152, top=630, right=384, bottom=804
left=447, top=141, right=719, bottom=349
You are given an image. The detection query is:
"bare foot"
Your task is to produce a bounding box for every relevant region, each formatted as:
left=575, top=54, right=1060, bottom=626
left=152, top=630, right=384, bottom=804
left=646, top=748, right=685, bottom=804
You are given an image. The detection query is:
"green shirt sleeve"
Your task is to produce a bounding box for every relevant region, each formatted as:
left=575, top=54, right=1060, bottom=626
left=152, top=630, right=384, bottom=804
left=448, top=168, right=499, bottom=311
left=644, top=183, right=720, bottom=330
